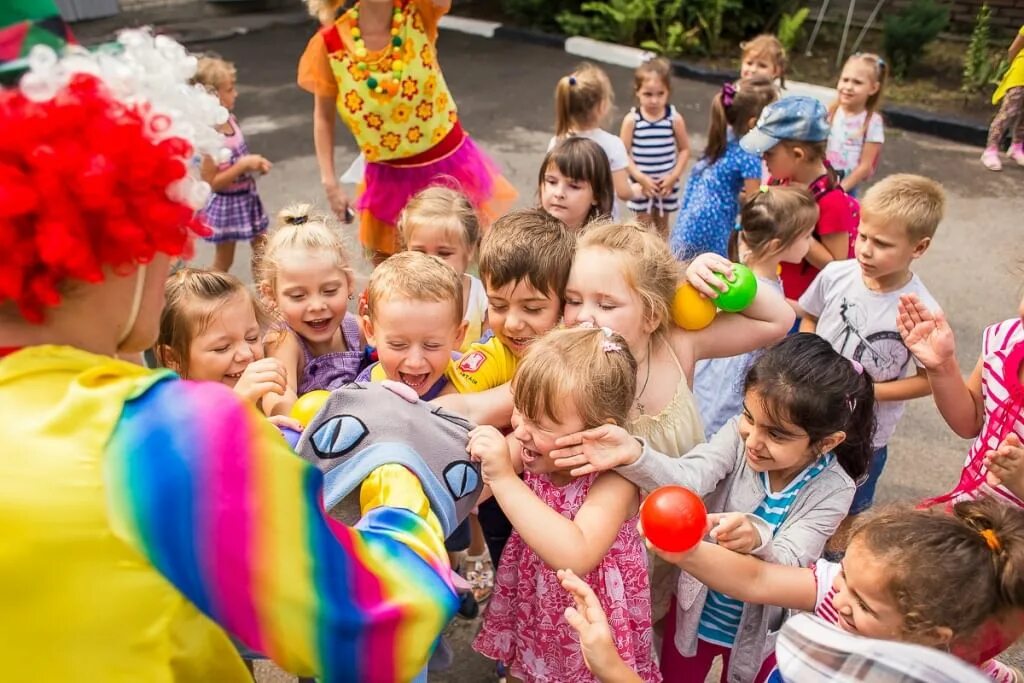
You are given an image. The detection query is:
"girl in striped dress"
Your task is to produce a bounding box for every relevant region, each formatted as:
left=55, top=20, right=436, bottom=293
left=621, top=57, right=690, bottom=239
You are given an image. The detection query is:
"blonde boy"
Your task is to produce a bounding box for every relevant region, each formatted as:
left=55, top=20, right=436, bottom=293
left=800, top=174, right=945, bottom=514
left=357, top=251, right=466, bottom=399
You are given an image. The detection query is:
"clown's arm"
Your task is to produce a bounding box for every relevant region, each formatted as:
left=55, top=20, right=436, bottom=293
left=104, top=379, right=456, bottom=682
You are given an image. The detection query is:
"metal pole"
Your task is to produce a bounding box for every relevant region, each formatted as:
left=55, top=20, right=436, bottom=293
left=850, top=0, right=886, bottom=55
left=837, top=0, right=857, bottom=67
left=805, top=0, right=832, bottom=56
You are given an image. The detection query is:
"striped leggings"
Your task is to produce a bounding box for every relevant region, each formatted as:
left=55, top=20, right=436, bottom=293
left=988, top=86, right=1024, bottom=148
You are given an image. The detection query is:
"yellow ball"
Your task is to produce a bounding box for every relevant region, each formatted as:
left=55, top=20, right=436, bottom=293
left=355, top=47, right=367, bottom=58
left=351, top=27, right=361, bottom=38
left=672, top=283, right=717, bottom=330
left=392, top=59, right=404, bottom=70
left=290, top=390, right=331, bottom=427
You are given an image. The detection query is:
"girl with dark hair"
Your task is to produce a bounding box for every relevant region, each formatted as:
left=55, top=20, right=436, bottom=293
left=538, top=137, right=615, bottom=232
left=669, top=77, right=778, bottom=261
left=551, top=333, right=875, bottom=682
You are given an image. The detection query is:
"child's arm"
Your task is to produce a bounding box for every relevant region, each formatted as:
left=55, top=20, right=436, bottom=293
left=651, top=539, right=817, bottom=612
left=805, top=233, right=849, bottom=268
left=612, top=168, right=633, bottom=202
left=740, top=178, right=762, bottom=203
left=551, top=419, right=740, bottom=496
left=469, top=427, right=637, bottom=576
left=433, top=383, right=514, bottom=428
left=313, top=93, right=352, bottom=223
left=660, top=110, right=691, bottom=197
left=559, top=569, right=644, bottom=683
left=874, top=366, right=931, bottom=402
left=840, top=142, right=881, bottom=193
left=200, top=154, right=270, bottom=192
left=1007, top=29, right=1024, bottom=62
left=261, top=331, right=302, bottom=417
left=897, top=294, right=984, bottom=438
left=799, top=314, right=818, bottom=333
left=619, top=114, right=657, bottom=199
left=683, top=252, right=795, bottom=363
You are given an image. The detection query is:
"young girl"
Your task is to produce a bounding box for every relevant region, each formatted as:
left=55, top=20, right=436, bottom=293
left=827, top=53, right=887, bottom=194
left=897, top=292, right=1024, bottom=507
left=693, top=186, right=819, bottom=438
left=981, top=25, right=1024, bottom=171
left=399, top=185, right=487, bottom=350
left=669, top=77, right=777, bottom=260
left=193, top=55, right=271, bottom=275
left=554, top=332, right=874, bottom=682
left=260, top=204, right=363, bottom=416
left=650, top=498, right=1024, bottom=682
left=299, top=0, right=516, bottom=262
left=154, top=268, right=294, bottom=416
left=741, top=95, right=860, bottom=307
left=740, top=34, right=787, bottom=88
left=551, top=62, right=633, bottom=219
left=620, top=57, right=690, bottom=238
left=469, top=326, right=659, bottom=683
left=540, top=137, right=615, bottom=232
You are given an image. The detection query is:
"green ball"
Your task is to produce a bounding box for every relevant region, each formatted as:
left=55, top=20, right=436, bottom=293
left=713, top=264, right=758, bottom=312
left=366, top=76, right=378, bottom=89
left=392, top=36, right=403, bottom=47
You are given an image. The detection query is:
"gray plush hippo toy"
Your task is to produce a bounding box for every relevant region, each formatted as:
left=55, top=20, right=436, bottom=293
left=294, top=380, right=482, bottom=538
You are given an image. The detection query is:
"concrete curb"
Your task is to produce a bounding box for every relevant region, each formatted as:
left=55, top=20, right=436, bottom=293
left=441, top=17, right=989, bottom=147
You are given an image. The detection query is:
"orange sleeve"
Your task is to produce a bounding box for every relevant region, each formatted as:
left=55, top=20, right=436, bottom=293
left=297, top=32, right=339, bottom=98
left=414, top=0, right=448, bottom=42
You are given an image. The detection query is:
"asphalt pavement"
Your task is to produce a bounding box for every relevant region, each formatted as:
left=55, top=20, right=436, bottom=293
left=77, top=13, right=1024, bottom=682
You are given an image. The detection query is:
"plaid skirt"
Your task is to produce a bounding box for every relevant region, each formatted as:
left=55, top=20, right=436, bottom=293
left=200, top=186, right=269, bottom=243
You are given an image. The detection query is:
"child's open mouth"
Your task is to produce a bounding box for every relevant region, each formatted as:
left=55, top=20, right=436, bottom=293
left=305, top=318, right=332, bottom=331
left=399, top=372, right=430, bottom=390
left=506, top=335, right=533, bottom=351
left=520, top=448, right=539, bottom=464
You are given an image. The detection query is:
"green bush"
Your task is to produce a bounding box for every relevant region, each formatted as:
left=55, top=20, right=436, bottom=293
left=777, top=7, right=809, bottom=54
left=641, top=0, right=702, bottom=57
left=882, top=0, right=949, bottom=79
left=556, top=0, right=651, bottom=44
left=961, top=4, right=1005, bottom=95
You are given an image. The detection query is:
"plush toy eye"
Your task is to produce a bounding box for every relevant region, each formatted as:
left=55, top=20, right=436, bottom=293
left=444, top=461, right=480, bottom=499
left=310, top=415, right=368, bottom=459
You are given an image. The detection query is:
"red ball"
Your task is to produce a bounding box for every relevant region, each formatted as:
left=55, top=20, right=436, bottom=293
left=640, top=486, right=707, bottom=553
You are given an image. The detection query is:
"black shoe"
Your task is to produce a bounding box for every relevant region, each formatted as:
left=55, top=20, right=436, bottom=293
left=457, top=590, right=479, bottom=619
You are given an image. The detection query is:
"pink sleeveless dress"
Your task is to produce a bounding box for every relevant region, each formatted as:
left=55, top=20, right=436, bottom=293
left=473, top=471, right=660, bottom=682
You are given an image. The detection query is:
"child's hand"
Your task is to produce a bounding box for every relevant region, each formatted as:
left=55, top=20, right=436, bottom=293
left=985, top=434, right=1024, bottom=499
left=559, top=568, right=633, bottom=681
left=684, top=252, right=734, bottom=299
left=657, top=173, right=679, bottom=197
left=467, top=425, right=515, bottom=484
left=638, top=519, right=708, bottom=567
left=897, top=294, right=956, bottom=370
left=233, top=357, right=288, bottom=404
left=242, top=154, right=272, bottom=174
left=708, top=512, right=760, bottom=553
left=266, top=414, right=303, bottom=432
left=635, top=172, right=658, bottom=198
left=551, top=424, right=642, bottom=476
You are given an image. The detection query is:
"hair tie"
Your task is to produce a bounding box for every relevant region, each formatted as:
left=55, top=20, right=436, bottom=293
left=850, top=359, right=864, bottom=375
left=287, top=215, right=309, bottom=226
left=601, top=340, right=622, bottom=353
left=759, top=185, right=769, bottom=194
left=721, top=81, right=736, bottom=108
left=568, top=76, right=577, bottom=86
left=733, top=221, right=743, bottom=232
left=980, top=528, right=1002, bottom=553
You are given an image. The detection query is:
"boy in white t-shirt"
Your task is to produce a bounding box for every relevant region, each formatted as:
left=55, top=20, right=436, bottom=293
left=800, top=174, right=945, bottom=518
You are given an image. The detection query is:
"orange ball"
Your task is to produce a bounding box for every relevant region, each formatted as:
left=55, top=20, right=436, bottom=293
left=672, top=283, right=716, bottom=330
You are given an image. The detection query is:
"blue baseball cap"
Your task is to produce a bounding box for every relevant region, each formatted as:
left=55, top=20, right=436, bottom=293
left=740, top=96, right=830, bottom=154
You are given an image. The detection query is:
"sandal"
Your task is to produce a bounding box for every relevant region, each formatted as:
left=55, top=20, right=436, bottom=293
left=463, top=553, right=494, bottom=603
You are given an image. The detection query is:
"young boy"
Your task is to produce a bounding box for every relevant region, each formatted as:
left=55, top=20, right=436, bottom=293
left=448, top=208, right=574, bottom=395
left=799, top=174, right=944, bottom=516
left=357, top=250, right=467, bottom=399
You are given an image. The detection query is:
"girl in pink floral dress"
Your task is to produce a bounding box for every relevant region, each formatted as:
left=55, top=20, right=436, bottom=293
left=467, top=326, right=659, bottom=683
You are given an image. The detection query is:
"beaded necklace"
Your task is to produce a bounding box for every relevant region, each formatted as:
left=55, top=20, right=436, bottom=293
left=348, top=0, right=407, bottom=98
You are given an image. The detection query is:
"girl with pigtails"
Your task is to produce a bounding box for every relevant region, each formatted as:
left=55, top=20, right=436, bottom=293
left=298, top=0, right=516, bottom=263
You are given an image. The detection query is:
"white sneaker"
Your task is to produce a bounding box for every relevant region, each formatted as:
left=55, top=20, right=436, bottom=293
left=982, top=147, right=1003, bottom=171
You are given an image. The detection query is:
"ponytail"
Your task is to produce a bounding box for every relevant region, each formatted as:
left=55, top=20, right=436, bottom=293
left=701, top=77, right=778, bottom=166
left=553, top=63, right=614, bottom=139
left=554, top=75, right=574, bottom=138
left=705, top=92, right=729, bottom=165
left=837, top=365, right=875, bottom=481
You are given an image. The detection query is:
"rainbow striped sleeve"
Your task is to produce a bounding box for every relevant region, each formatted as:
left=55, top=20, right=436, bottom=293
left=104, top=378, right=457, bottom=682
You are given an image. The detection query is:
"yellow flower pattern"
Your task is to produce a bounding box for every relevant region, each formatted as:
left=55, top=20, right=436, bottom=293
left=327, top=0, right=458, bottom=162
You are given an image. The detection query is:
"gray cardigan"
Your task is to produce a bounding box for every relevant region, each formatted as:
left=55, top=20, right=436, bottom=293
left=617, top=417, right=855, bottom=683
